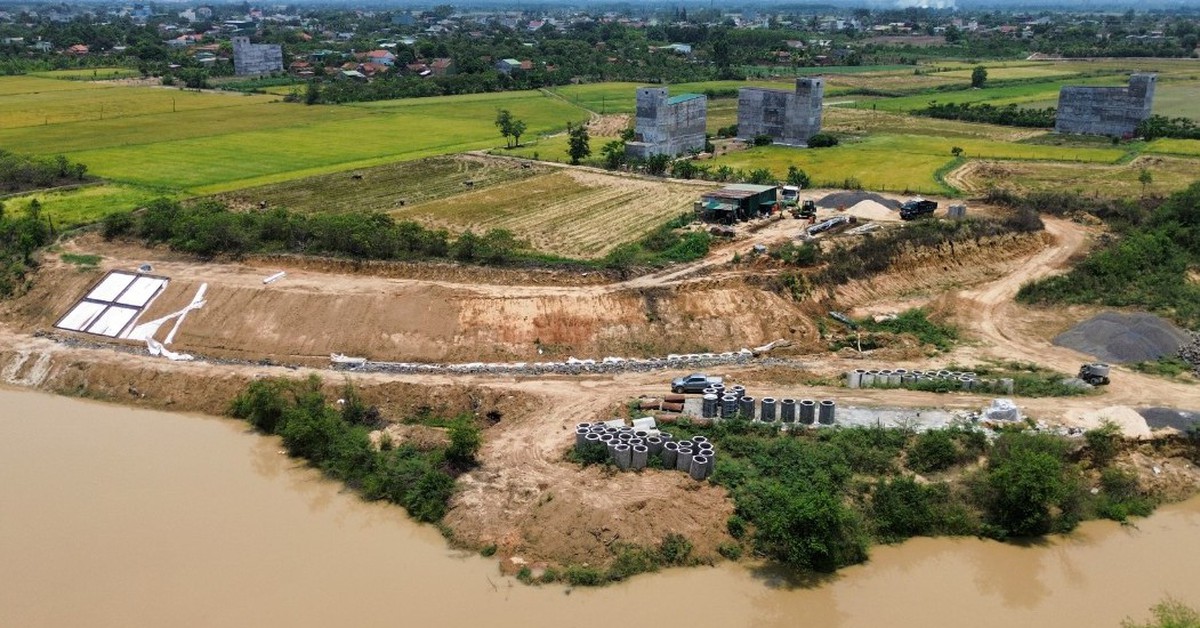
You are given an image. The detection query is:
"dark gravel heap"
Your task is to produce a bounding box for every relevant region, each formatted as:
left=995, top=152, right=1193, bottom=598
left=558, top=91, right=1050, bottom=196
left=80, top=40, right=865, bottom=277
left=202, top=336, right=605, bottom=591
left=1179, top=332, right=1200, bottom=375
left=815, top=191, right=901, bottom=210
left=1138, top=407, right=1200, bottom=431
left=1052, top=311, right=1190, bottom=363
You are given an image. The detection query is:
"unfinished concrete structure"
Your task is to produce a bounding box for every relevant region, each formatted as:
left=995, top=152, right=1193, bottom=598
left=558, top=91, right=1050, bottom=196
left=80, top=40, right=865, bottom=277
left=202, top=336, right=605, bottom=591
left=737, top=78, right=824, bottom=146
left=625, top=87, right=707, bottom=159
left=232, top=36, right=283, bottom=76
left=1055, top=73, right=1156, bottom=138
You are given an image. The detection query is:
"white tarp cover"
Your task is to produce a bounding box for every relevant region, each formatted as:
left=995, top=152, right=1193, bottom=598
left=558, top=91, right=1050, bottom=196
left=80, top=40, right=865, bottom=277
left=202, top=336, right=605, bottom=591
left=87, top=272, right=136, bottom=302
left=85, top=305, right=139, bottom=337
left=115, top=276, right=167, bottom=307
left=56, top=301, right=107, bottom=332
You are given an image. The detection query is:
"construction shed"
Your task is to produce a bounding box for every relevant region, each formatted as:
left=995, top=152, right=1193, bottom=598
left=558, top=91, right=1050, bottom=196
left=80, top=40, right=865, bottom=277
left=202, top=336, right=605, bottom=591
left=698, top=184, right=779, bottom=223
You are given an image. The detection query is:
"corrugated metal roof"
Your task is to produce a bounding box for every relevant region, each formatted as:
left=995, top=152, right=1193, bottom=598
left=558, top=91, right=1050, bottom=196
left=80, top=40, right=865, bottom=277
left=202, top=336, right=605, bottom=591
left=724, top=184, right=777, bottom=193
left=667, top=93, right=704, bottom=105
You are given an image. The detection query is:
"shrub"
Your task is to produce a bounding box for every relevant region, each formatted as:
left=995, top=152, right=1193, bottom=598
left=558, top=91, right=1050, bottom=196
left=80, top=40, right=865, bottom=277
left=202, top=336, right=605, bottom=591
left=807, top=133, right=839, bottom=148
left=101, top=211, right=134, bottom=240
left=870, top=476, right=936, bottom=542
left=717, top=542, right=744, bottom=560
left=446, top=418, right=482, bottom=468
left=980, top=432, right=1080, bottom=537
left=752, top=134, right=773, bottom=146
left=607, top=545, right=660, bottom=581
left=1084, top=421, right=1122, bottom=468
left=908, top=430, right=957, bottom=473
left=564, top=565, right=604, bottom=586
left=658, top=533, right=693, bottom=565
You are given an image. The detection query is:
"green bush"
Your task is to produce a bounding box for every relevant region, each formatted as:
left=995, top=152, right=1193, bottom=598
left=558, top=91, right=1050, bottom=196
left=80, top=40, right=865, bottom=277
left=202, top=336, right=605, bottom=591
left=1094, top=467, right=1155, bottom=523
left=908, top=430, right=959, bottom=473
left=1084, top=421, right=1122, bottom=468
left=807, top=133, right=839, bottom=148
left=980, top=432, right=1082, bottom=537
left=607, top=545, right=660, bottom=581
left=446, top=418, right=482, bottom=468
left=717, top=542, right=744, bottom=560
left=870, top=476, right=936, bottom=542
left=564, top=565, right=604, bottom=587
left=658, top=533, right=693, bottom=565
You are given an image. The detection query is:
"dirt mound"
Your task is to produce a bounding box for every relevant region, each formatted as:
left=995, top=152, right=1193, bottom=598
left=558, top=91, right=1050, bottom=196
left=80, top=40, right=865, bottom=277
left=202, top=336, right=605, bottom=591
left=1053, top=311, right=1190, bottom=363
left=1139, top=407, right=1200, bottom=432
left=816, top=191, right=900, bottom=210
left=845, top=199, right=898, bottom=222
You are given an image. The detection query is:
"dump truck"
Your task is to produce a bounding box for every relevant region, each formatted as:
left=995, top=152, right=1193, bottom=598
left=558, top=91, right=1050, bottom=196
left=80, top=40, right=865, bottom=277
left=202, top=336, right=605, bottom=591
left=900, top=198, right=938, bottom=220
left=1078, top=363, right=1111, bottom=386
left=780, top=185, right=800, bottom=206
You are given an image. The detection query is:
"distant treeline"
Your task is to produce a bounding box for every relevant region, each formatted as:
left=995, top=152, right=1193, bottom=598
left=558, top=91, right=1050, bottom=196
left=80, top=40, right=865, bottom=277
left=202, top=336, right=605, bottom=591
left=1136, top=115, right=1200, bottom=141
left=914, top=102, right=1056, bottom=128
left=0, top=150, right=88, bottom=192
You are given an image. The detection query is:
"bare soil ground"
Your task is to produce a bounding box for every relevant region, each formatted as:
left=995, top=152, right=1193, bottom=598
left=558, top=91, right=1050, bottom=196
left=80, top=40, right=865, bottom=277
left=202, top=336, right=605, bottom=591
left=3, top=183, right=1200, bottom=572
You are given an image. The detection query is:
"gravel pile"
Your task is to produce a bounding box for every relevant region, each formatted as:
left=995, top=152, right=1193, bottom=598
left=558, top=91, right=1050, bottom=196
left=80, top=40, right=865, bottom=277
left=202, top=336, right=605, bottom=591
left=816, top=191, right=900, bottom=210
left=1138, top=407, right=1200, bottom=431
left=1179, top=332, right=1200, bottom=375
left=1052, top=311, right=1190, bottom=363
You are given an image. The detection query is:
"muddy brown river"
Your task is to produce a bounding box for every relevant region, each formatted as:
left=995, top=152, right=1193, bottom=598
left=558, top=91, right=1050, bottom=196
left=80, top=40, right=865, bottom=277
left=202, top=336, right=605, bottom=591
left=2, top=387, right=1198, bottom=627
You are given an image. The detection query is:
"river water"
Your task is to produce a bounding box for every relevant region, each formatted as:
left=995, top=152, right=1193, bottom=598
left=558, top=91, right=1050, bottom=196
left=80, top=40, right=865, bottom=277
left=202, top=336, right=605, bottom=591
left=2, top=387, right=1198, bottom=628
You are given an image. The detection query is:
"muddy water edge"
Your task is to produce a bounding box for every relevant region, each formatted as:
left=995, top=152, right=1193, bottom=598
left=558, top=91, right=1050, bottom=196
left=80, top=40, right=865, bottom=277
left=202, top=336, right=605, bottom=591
left=2, top=386, right=1198, bottom=628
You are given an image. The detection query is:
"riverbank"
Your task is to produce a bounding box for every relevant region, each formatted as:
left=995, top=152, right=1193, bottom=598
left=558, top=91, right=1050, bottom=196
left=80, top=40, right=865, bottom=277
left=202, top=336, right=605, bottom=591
left=2, top=385, right=1199, bottom=628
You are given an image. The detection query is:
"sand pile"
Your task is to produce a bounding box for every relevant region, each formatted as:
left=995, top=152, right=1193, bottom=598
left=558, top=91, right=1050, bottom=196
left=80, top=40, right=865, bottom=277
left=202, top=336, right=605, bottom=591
left=1053, top=311, right=1189, bottom=363
left=816, top=191, right=900, bottom=210
left=1062, top=406, right=1152, bottom=438
left=845, top=200, right=899, bottom=222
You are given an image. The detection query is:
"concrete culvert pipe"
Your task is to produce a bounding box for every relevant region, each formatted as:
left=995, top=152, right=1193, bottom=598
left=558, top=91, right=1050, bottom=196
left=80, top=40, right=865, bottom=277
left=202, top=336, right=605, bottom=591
left=689, top=455, right=709, bottom=481
left=614, top=444, right=632, bottom=470
left=703, top=450, right=716, bottom=474
left=877, top=370, right=894, bottom=388
left=676, top=448, right=694, bottom=472
left=702, top=394, right=719, bottom=419
left=702, top=387, right=718, bottom=396
left=739, top=396, right=756, bottom=419
left=901, top=373, right=916, bottom=386
left=631, top=445, right=649, bottom=470
left=691, top=436, right=708, bottom=448
left=799, top=399, right=817, bottom=425
left=862, top=371, right=877, bottom=387
left=659, top=431, right=673, bottom=442
left=584, top=433, right=602, bottom=450
left=576, top=422, right=592, bottom=430
left=712, top=384, right=726, bottom=396
left=721, top=395, right=739, bottom=419
left=760, top=397, right=777, bottom=422
left=781, top=399, right=797, bottom=423
left=599, top=433, right=615, bottom=444
left=888, top=371, right=903, bottom=387
left=731, top=385, right=746, bottom=399
left=634, top=430, right=648, bottom=439
left=646, top=436, right=664, bottom=455
left=628, top=438, right=644, bottom=448
left=575, top=427, right=590, bottom=449
left=662, top=441, right=679, bottom=468
left=606, top=440, right=619, bottom=462
left=847, top=369, right=864, bottom=388
left=818, top=400, right=836, bottom=425
left=618, top=432, right=633, bottom=442
left=676, top=440, right=694, bottom=452
left=1000, top=378, right=1015, bottom=394
left=960, top=376, right=973, bottom=390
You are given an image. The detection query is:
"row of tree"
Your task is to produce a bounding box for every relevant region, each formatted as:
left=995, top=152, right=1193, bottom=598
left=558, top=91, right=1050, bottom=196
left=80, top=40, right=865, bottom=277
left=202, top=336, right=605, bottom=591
left=0, top=150, right=88, bottom=192
left=915, top=101, right=1057, bottom=128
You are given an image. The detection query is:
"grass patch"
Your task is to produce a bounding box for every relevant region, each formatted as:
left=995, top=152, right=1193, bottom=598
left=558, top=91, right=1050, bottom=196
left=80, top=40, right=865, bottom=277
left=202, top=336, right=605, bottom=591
left=3, top=184, right=169, bottom=229
left=858, top=308, right=958, bottom=352
left=1131, top=356, right=1194, bottom=379
left=30, top=68, right=141, bottom=81
left=60, top=252, right=100, bottom=267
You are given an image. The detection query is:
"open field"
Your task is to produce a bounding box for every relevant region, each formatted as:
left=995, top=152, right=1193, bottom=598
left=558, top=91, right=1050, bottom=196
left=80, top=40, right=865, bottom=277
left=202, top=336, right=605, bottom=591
left=0, top=74, right=115, bottom=96
left=400, top=168, right=716, bottom=258
left=548, top=79, right=818, bottom=114
left=847, top=76, right=1128, bottom=113
left=0, top=77, right=276, bottom=128
left=708, top=133, right=1128, bottom=195
left=0, top=76, right=590, bottom=195
left=938, top=65, right=1080, bottom=81
left=29, top=68, right=141, bottom=80
left=216, top=155, right=548, bottom=213
left=1146, top=138, right=1200, bottom=156
left=1, top=184, right=171, bottom=229
left=947, top=154, right=1200, bottom=198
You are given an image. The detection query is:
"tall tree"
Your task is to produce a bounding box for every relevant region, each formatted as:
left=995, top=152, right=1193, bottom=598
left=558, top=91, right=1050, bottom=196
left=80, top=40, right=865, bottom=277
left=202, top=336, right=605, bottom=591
left=971, top=65, right=988, bottom=88
left=567, top=122, right=591, bottom=165
left=494, top=109, right=514, bottom=148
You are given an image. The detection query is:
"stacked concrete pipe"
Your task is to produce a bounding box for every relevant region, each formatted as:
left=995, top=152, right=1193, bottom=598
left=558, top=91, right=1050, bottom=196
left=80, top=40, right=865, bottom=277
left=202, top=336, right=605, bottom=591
left=662, top=441, right=679, bottom=468
left=720, top=394, right=738, bottom=418
left=676, top=448, right=694, bottom=472
left=799, top=399, right=817, bottom=425
left=646, top=436, right=664, bottom=455
left=739, top=396, right=756, bottom=419
left=760, top=397, right=777, bottom=422
left=702, top=394, right=719, bottom=418
left=818, top=400, right=836, bottom=425
left=614, top=444, right=632, bottom=470
left=631, top=445, right=649, bottom=470
left=780, top=398, right=796, bottom=423
left=847, top=369, right=865, bottom=388
left=689, top=455, right=709, bottom=480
